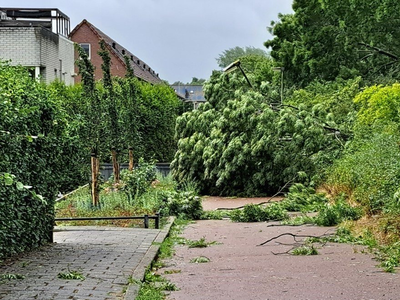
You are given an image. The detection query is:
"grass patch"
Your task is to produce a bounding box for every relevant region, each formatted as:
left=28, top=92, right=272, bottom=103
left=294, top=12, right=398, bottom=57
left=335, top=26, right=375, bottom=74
left=135, top=218, right=189, bottom=299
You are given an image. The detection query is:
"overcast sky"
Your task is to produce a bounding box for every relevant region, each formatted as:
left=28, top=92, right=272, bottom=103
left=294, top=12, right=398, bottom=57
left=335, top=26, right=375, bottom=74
left=6, top=0, right=293, bottom=83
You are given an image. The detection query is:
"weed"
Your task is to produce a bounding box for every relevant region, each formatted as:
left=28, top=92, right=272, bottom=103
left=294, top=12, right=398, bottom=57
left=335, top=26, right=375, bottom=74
left=292, top=245, right=319, bottom=255
left=164, top=269, right=181, bottom=275
left=187, top=237, right=218, bottom=248
left=190, top=256, right=210, bottom=263
left=57, top=268, right=85, bottom=281
left=0, top=273, right=25, bottom=281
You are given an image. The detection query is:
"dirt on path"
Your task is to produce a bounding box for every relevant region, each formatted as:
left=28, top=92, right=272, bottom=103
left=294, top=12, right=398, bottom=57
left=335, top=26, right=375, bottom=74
left=159, top=197, right=399, bottom=300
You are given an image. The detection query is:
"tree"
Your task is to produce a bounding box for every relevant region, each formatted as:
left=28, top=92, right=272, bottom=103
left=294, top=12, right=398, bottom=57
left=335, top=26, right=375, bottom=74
left=172, top=55, right=347, bottom=196
left=265, top=0, right=400, bottom=87
left=216, top=46, right=269, bottom=68
left=189, top=77, right=206, bottom=85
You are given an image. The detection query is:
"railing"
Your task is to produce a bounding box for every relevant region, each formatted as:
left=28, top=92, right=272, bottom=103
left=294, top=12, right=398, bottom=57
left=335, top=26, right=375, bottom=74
left=52, top=213, right=161, bottom=242
left=55, top=213, right=160, bottom=229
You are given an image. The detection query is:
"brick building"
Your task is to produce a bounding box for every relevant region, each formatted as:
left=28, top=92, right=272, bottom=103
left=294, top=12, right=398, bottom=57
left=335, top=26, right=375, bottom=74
left=0, top=8, right=75, bottom=85
left=70, top=19, right=162, bottom=84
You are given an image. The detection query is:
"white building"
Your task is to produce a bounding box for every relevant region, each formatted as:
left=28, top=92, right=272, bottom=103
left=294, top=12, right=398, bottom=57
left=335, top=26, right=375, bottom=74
left=0, top=8, right=75, bottom=85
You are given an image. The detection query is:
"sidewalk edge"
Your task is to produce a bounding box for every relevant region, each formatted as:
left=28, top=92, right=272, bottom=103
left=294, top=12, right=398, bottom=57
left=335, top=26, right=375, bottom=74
left=124, top=216, right=175, bottom=300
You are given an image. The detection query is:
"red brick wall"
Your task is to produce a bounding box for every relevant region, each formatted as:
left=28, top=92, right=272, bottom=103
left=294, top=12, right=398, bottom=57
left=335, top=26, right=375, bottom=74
left=70, top=23, right=126, bottom=83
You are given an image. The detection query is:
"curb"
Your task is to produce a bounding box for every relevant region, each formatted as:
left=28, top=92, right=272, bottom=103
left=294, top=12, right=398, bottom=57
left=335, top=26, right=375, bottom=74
left=124, top=216, right=175, bottom=300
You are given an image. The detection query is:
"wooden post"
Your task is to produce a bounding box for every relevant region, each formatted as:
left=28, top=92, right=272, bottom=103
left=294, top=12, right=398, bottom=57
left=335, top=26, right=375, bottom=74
left=111, top=147, right=120, bottom=183
left=91, top=151, right=100, bottom=207
left=128, top=146, right=134, bottom=171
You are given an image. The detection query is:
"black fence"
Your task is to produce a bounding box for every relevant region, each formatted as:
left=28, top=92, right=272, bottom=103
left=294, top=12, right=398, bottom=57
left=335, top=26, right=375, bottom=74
left=52, top=213, right=161, bottom=242
left=100, top=163, right=170, bottom=180
left=55, top=213, right=160, bottom=229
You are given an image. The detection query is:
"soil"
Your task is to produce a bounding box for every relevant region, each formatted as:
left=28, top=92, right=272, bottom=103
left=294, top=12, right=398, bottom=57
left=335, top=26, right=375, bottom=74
left=159, top=197, right=399, bottom=300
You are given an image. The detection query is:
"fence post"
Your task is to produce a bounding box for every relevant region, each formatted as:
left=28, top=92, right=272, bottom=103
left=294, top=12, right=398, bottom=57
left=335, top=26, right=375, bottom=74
left=144, top=214, right=149, bottom=228
left=155, top=213, right=160, bottom=229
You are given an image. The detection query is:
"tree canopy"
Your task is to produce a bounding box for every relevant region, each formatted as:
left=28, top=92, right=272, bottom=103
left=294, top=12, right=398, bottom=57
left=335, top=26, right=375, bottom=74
left=265, top=0, right=400, bottom=87
left=216, top=46, right=269, bottom=68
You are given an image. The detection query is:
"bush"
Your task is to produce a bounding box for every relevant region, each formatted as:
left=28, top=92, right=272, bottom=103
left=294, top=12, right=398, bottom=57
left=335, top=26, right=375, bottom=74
left=120, top=158, right=157, bottom=202
left=326, top=128, right=400, bottom=215
left=315, top=199, right=362, bottom=226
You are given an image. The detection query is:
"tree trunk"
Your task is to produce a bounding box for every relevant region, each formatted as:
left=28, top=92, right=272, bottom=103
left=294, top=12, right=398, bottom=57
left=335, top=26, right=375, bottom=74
left=91, top=152, right=100, bottom=207
left=111, top=147, right=120, bottom=183
left=129, top=147, right=134, bottom=171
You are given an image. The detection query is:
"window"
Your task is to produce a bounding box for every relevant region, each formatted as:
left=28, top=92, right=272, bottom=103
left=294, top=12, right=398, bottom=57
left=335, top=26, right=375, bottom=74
left=79, top=43, right=91, bottom=59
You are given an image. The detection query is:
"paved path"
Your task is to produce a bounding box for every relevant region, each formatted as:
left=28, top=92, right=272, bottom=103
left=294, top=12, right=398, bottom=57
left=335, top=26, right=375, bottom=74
left=162, top=198, right=400, bottom=300
left=0, top=226, right=169, bottom=300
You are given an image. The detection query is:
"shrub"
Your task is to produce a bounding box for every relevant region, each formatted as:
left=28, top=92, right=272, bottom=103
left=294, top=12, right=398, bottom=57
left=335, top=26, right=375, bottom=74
left=120, top=158, right=156, bottom=202
left=315, top=199, right=362, bottom=226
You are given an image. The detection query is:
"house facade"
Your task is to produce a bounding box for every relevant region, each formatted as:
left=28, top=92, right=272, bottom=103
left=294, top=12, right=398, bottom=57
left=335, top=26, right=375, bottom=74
left=69, top=19, right=162, bottom=84
left=171, top=84, right=206, bottom=109
left=0, top=8, right=75, bottom=85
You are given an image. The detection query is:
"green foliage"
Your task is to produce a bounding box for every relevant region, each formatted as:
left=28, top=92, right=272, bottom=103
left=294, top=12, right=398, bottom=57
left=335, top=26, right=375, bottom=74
left=354, top=83, right=400, bottom=128
left=282, top=183, right=328, bottom=212
left=187, top=237, right=217, bottom=248
left=57, top=269, right=85, bottom=280
left=163, top=191, right=203, bottom=220
left=190, top=256, right=210, bottom=263
left=315, top=199, right=362, bottom=226
left=0, top=273, right=25, bottom=281
left=0, top=61, right=87, bottom=259
left=292, top=245, right=319, bottom=256
left=172, top=58, right=348, bottom=196
left=327, top=128, right=400, bottom=215
left=0, top=173, right=51, bottom=259
left=265, top=0, right=400, bottom=87
left=120, top=158, right=157, bottom=202
left=216, top=46, right=269, bottom=68
left=230, top=203, right=288, bottom=222
left=113, top=77, right=181, bottom=162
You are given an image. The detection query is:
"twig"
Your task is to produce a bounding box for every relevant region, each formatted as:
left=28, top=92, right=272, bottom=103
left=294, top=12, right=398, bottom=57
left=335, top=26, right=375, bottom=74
left=257, top=230, right=334, bottom=246
left=215, top=178, right=295, bottom=211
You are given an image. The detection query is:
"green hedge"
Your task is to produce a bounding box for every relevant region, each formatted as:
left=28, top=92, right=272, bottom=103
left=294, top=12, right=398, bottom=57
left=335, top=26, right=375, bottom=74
left=0, top=173, right=52, bottom=259
left=0, top=62, right=86, bottom=258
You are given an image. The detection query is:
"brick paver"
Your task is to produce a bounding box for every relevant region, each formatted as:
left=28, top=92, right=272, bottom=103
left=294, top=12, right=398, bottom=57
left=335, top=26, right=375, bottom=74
left=0, top=226, right=160, bottom=300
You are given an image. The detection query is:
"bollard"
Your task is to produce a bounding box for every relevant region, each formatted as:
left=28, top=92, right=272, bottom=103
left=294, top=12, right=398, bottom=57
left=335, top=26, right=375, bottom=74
left=144, top=214, right=149, bottom=228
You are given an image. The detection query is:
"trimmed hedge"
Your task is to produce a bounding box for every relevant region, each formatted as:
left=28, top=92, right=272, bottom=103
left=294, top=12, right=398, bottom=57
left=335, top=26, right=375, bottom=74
left=0, top=174, right=52, bottom=259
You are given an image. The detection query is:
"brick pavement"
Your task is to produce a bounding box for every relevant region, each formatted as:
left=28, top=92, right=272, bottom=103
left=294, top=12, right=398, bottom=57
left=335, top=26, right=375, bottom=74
left=0, top=226, right=168, bottom=300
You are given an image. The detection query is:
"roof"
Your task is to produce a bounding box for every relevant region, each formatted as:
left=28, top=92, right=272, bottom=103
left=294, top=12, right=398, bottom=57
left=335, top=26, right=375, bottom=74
left=70, top=19, right=162, bottom=84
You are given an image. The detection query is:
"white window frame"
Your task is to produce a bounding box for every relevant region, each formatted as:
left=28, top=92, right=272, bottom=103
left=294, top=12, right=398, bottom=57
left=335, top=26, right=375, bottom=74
left=79, top=43, right=91, bottom=59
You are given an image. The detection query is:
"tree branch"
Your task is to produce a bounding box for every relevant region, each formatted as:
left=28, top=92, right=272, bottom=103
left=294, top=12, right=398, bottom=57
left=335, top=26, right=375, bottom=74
left=358, top=42, right=398, bottom=61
